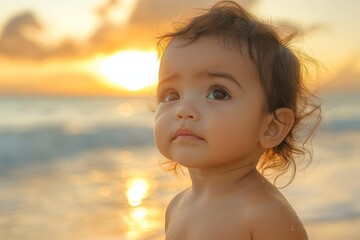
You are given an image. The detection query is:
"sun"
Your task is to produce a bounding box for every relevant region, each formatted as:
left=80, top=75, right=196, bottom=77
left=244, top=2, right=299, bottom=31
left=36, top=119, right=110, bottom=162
left=93, top=50, right=159, bottom=91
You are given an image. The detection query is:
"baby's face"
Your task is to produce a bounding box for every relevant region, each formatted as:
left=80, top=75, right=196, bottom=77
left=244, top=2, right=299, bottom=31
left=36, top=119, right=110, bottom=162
left=154, top=36, right=269, bottom=169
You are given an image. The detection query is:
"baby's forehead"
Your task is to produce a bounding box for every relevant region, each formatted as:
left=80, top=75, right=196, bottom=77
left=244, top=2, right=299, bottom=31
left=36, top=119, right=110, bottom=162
left=158, top=36, right=259, bottom=87
left=162, top=35, right=251, bottom=63
left=160, top=38, right=254, bottom=78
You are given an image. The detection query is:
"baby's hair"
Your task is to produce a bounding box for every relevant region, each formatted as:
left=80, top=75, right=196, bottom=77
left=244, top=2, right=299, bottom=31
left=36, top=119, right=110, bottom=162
left=156, top=0, right=321, bottom=184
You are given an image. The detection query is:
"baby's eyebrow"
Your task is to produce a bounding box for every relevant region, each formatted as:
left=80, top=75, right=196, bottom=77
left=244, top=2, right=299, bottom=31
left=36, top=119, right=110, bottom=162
left=207, top=71, right=244, bottom=90
left=157, top=73, right=179, bottom=91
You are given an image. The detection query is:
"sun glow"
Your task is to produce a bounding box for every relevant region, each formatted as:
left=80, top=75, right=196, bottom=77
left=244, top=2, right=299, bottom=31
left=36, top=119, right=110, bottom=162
left=93, top=50, right=159, bottom=91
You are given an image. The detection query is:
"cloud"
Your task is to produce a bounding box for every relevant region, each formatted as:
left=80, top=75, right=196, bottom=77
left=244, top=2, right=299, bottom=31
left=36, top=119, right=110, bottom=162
left=0, top=11, right=81, bottom=60
left=129, top=0, right=258, bottom=26
left=0, top=0, right=152, bottom=60
left=96, top=0, right=119, bottom=21
left=88, top=0, right=260, bottom=53
left=0, top=12, right=47, bottom=59
left=85, top=0, right=260, bottom=55
left=2, top=0, right=315, bottom=61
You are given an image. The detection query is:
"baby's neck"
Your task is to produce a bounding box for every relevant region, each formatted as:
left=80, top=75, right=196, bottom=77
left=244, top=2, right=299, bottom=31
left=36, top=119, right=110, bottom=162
left=188, top=163, right=258, bottom=196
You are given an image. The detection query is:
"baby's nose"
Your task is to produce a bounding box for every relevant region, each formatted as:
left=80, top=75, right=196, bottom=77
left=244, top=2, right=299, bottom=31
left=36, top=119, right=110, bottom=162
left=175, top=101, right=199, bottom=120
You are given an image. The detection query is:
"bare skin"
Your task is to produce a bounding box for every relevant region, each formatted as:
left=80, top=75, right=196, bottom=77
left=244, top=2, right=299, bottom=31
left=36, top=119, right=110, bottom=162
left=165, top=170, right=307, bottom=240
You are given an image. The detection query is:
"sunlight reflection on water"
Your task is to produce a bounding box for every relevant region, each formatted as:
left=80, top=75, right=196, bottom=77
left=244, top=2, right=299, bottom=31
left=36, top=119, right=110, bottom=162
left=126, top=177, right=150, bottom=207
left=0, top=147, right=184, bottom=240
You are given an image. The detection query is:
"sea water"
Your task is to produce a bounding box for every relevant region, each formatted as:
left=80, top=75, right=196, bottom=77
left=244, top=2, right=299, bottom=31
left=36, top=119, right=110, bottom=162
left=0, top=93, right=359, bottom=240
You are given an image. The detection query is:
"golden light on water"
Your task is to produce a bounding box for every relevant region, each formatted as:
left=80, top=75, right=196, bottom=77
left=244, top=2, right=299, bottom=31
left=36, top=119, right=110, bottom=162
left=93, top=50, right=159, bottom=91
left=124, top=176, right=161, bottom=239
left=126, top=177, right=150, bottom=207
left=130, top=206, right=148, bottom=220
left=98, top=186, right=111, bottom=197
left=126, top=207, right=154, bottom=238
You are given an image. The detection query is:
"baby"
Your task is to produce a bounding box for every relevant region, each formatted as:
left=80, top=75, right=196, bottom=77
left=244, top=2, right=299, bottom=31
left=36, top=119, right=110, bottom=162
left=153, top=1, right=320, bottom=239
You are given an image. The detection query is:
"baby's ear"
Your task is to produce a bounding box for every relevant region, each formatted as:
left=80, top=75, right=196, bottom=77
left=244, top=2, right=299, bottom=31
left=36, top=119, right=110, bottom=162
left=260, top=108, right=294, bottom=149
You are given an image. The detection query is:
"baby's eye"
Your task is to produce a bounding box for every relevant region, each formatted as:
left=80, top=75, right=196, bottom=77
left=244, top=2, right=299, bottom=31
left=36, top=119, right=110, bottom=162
left=207, top=86, right=230, bottom=100
left=162, top=91, right=180, bottom=102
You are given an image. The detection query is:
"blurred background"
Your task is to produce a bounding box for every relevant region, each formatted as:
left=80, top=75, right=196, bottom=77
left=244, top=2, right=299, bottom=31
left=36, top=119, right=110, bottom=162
left=0, top=0, right=359, bottom=239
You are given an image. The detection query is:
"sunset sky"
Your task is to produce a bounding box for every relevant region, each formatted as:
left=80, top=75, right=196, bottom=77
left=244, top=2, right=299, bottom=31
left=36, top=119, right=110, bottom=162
left=0, top=0, right=359, bottom=96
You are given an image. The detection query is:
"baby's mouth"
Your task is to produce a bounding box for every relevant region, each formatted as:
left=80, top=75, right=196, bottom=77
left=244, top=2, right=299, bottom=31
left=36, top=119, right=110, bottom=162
left=173, top=128, right=204, bottom=141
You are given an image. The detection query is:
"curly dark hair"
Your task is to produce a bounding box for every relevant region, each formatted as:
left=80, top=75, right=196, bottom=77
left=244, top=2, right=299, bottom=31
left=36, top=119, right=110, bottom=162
left=156, top=0, right=321, bottom=184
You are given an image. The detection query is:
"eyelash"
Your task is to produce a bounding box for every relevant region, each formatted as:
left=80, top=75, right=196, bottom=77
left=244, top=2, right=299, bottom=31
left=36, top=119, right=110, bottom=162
left=207, top=84, right=231, bottom=100
left=157, top=84, right=231, bottom=103
left=157, top=89, right=179, bottom=103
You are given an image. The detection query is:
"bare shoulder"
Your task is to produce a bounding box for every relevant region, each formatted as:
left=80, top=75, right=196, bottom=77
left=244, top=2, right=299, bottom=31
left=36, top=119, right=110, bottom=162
left=165, top=188, right=188, bottom=230
left=244, top=183, right=308, bottom=240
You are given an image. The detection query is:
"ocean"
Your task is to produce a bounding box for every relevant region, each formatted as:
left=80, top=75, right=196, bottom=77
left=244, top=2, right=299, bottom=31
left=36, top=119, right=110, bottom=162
left=0, top=93, right=359, bottom=240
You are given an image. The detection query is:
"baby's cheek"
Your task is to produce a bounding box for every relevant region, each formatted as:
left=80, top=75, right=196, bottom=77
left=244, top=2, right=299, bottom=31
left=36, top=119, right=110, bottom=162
left=154, top=121, right=163, bottom=144
left=154, top=119, right=170, bottom=154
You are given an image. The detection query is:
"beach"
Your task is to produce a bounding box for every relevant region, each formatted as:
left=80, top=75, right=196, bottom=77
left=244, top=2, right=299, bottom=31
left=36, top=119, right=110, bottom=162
left=0, top=94, right=359, bottom=239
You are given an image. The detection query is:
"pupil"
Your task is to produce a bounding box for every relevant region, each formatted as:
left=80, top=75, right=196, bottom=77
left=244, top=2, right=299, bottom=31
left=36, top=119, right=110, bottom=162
left=214, top=90, right=225, bottom=99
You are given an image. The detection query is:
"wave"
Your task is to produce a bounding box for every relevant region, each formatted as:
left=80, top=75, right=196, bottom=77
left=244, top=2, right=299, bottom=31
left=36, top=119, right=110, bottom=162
left=0, top=124, right=154, bottom=172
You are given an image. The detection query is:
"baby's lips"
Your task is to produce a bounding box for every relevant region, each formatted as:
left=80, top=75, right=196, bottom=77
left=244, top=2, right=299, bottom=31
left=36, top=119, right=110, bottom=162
left=173, top=128, right=204, bottom=140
